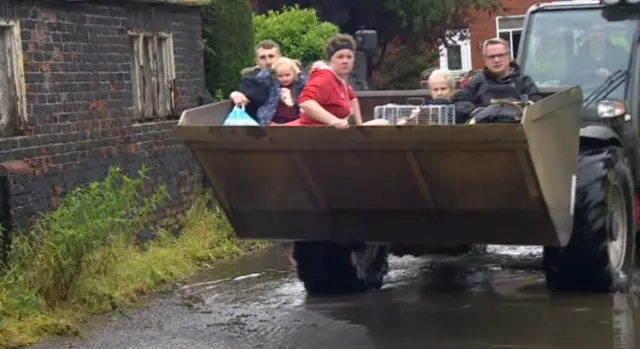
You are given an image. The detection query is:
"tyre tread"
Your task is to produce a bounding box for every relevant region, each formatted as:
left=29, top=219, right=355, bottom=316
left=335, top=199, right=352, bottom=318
left=543, top=147, right=635, bottom=293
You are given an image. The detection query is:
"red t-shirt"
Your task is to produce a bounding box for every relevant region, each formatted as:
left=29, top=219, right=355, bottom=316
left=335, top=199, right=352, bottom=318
left=298, top=67, right=356, bottom=125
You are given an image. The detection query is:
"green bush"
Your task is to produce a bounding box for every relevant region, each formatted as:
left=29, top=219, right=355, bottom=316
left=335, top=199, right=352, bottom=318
left=202, top=0, right=255, bottom=97
left=0, top=165, right=267, bottom=347
left=253, top=5, right=340, bottom=67
left=1, top=166, right=168, bottom=307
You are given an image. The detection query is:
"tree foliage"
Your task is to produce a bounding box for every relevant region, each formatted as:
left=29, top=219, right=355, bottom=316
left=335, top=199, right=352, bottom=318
left=256, top=0, right=501, bottom=48
left=371, top=45, right=440, bottom=89
left=253, top=5, right=340, bottom=67
left=255, top=0, right=503, bottom=88
left=202, top=0, right=255, bottom=97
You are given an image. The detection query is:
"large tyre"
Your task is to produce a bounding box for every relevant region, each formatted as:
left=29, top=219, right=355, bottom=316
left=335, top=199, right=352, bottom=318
left=543, top=146, right=636, bottom=293
left=293, top=241, right=389, bottom=295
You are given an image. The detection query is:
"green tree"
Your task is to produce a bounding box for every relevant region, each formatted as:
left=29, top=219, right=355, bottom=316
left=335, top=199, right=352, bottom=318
left=255, top=0, right=503, bottom=88
left=255, top=0, right=501, bottom=50
left=253, top=5, right=340, bottom=67
left=202, top=0, right=255, bottom=97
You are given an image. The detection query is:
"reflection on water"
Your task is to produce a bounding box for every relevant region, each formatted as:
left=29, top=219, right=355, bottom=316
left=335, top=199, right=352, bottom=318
left=613, top=293, right=635, bottom=349
left=181, top=244, right=639, bottom=349
left=309, top=285, right=638, bottom=349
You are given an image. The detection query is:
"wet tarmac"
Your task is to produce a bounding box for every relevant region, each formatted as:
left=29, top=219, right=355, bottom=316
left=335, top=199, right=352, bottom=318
left=31, top=245, right=639, bottom=349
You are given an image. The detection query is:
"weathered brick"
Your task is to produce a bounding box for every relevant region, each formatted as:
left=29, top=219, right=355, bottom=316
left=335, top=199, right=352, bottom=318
left=468, top=0, right=548, bottom=69
left=0, top=0, right=208, bottom=228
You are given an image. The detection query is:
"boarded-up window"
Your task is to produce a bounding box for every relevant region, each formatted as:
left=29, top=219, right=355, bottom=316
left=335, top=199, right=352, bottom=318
left=0, top=20, right=26, bottom=136
left=129, top=32, right=175, bottom=120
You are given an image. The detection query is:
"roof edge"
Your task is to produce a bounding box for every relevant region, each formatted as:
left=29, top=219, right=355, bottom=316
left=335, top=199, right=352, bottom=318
left=127, top=0, right=210, bottom=6
left=61, top=0, right=212, bottom=7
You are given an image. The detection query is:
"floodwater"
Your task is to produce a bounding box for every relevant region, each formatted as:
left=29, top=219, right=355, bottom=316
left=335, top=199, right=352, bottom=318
left=31, top=245, right=639, bottom=349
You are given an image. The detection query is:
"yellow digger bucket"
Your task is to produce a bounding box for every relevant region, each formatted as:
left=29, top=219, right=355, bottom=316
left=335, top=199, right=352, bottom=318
left=176, top=86, right=583, bottom=247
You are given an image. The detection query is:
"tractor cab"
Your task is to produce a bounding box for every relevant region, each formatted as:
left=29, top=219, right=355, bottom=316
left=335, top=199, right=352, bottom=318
left=519, top=0, right=638, bottom=121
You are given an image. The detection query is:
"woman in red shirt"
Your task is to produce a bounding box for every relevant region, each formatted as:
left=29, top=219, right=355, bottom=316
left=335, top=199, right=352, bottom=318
left=284, top=34, right=388, bottom=128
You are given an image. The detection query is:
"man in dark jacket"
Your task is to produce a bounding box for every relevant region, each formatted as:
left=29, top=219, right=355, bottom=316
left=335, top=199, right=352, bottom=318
left=229, top=40, right=281, bottom=121
left=454, top=37, right=541, bottom=122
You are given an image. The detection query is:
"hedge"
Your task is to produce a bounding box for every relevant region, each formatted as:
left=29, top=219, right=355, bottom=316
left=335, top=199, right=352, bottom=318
left=202, top=0, right=255, bottom=98
left=253, top=5, right=340, bottom=68
left=202, top=4, right=341, bottom=98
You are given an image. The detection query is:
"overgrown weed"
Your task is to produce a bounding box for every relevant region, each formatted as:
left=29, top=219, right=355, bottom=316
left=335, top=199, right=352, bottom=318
left=0, top=166, right=266, bottom=347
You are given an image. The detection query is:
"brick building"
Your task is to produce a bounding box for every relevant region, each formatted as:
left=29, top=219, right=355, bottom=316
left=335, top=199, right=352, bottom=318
left=439, top=0, right=549, bottom=72
left=0, top=0, right=208, bottom=227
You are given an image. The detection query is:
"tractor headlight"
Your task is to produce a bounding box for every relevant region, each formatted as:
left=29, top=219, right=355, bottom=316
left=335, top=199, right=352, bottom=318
left=597, top=100, right=627, bottom=119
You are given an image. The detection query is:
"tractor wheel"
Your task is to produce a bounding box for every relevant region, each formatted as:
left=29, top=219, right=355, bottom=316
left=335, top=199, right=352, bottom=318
left=543, top=146, right=635, bottom=293
left=293, top=241, right=389, bottom=295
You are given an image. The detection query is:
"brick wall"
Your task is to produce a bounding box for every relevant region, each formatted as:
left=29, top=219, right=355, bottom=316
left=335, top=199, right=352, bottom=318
left=0, top=1, right=207, bottom=228
left=468, top=0, right=550, bottom=70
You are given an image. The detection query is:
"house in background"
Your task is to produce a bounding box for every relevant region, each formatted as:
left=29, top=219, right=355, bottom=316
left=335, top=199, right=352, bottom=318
left=439, top=0, right=547, bottom=72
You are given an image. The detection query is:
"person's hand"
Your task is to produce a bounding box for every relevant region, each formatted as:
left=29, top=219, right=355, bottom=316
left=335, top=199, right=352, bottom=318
left=230, top=91, right=249, bottom=106
left=280, top=88, right=293, bottom=107
left=406, top=106, right=420, bottom=124
left=329, top=118, right=349, bottom=129
left=596, top=68, right=611, bottom=78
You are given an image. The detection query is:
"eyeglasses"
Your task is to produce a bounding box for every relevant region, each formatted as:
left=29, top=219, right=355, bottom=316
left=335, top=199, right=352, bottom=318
left=484, top=53, right=508, bottom=60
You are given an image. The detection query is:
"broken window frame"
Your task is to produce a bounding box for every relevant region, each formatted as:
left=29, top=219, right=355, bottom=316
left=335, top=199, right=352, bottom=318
left=0, top=19, right=26, bottom=136
left=128, top=31, right=176, bottom=121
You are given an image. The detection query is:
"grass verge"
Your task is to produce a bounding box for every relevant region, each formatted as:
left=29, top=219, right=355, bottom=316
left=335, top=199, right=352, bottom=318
left=0, top=166, right=267, bottom=348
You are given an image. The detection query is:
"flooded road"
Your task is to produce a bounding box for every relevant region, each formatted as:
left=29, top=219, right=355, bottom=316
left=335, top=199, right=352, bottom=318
left=31, top=245, right=639, bottom=349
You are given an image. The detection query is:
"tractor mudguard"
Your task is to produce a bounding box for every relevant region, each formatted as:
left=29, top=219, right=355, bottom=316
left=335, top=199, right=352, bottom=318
left=176, top=86, right=584, bottom=248
left=579, top=124, right=622, bottom=147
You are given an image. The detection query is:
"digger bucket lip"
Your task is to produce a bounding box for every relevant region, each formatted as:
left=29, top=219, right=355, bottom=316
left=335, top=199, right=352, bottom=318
left=176, top=122, right=528, bottom=147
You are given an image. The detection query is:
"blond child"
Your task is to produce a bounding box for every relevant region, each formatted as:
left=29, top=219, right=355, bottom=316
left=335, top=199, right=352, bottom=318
left=256, top=57, right=309, bottom=125
left=399, top=69, right=457, bottom=125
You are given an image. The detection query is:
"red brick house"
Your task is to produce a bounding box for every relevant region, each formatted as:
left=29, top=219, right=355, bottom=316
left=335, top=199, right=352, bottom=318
left=439, top=0, right=549, bottom=72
